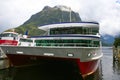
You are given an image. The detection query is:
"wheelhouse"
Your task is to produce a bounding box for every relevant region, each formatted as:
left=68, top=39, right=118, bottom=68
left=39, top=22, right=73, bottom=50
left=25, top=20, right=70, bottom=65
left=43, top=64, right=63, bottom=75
left=0, top=32, right=18, bottom=40
left=0, top=32, right=18, bottom=37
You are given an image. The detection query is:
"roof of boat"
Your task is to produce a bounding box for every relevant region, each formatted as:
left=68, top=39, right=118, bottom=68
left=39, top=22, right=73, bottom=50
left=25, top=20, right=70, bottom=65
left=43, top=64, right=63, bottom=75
left=2, top=32, right=18, bottom=35
left=38, top=22, right=99, bottom=31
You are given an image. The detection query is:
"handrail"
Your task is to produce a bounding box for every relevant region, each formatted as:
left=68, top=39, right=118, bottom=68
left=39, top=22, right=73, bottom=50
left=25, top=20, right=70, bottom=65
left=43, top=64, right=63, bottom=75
left=35, top=43, right=99, bottom=47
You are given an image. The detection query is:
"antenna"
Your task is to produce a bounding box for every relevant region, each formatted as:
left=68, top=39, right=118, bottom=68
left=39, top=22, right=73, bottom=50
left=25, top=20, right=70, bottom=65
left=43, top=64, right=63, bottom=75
left=69, top=7, right=72, bottom=22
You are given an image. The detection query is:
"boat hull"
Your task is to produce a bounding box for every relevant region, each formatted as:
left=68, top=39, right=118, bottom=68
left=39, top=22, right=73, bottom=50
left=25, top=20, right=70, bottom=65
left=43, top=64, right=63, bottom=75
left=0, top=46, right=102, bottom=76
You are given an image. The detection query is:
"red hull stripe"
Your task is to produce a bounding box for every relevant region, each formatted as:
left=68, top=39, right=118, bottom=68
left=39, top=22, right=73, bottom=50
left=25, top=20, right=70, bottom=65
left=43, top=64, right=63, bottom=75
left=0, top=40, right=18, bottom=45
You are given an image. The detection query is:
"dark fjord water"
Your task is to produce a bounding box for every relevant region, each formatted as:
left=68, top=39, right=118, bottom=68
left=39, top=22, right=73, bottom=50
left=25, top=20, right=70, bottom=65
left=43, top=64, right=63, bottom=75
left=0, top=47, right=120, bottom=80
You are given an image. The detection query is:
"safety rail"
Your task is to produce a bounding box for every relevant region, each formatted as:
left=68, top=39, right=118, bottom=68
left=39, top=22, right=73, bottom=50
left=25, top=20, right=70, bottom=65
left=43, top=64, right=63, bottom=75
left=35, top=43, right=99, bottom=47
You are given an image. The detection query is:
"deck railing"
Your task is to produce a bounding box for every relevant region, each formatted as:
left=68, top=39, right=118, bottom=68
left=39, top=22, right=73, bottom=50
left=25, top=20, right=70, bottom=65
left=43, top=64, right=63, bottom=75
left=35, top=43, right=99, bottom=47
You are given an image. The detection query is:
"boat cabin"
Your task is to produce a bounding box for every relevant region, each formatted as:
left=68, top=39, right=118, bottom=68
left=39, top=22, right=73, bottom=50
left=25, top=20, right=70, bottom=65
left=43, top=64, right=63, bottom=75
left=0, top=32, right=18, bottom=40
left=39, top=22, right=99, bottom=36
left=18, top=38, right=35, bottom=46
left=34, top=22, right=100, bottom=47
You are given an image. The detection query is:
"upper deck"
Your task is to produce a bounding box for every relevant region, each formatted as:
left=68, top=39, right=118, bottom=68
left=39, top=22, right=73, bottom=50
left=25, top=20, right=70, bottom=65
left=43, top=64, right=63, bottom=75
left=38, top=22, right=99, bottom=35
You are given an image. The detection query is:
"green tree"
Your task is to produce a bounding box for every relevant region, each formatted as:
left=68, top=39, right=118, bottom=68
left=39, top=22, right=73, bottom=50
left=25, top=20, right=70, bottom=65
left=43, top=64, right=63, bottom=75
left=114, top=38, right=120, bottom=48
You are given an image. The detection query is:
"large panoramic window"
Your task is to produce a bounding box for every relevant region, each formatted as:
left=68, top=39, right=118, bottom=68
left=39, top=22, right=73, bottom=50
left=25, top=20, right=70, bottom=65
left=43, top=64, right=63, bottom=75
left=50, top=27, right=98, bottom=35
left=35, top=39, right=100, bottom=47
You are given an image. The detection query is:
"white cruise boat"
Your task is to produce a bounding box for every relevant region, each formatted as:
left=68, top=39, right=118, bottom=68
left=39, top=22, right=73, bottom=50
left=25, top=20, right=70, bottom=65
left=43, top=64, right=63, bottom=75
left=0, top=22, right=102, bottom=77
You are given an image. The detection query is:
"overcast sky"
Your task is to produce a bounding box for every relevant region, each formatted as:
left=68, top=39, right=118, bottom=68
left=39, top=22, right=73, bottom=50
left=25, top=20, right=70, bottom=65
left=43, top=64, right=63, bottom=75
left=0, top=0, right=120, bottom=37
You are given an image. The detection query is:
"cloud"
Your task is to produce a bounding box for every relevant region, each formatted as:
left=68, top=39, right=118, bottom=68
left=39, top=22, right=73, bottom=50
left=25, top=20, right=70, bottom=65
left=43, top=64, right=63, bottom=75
left=0, top=0, right=120, bottom=37
left=76, top=0, right=120, bottom=36
left=0, top=0, right=54, bottom=32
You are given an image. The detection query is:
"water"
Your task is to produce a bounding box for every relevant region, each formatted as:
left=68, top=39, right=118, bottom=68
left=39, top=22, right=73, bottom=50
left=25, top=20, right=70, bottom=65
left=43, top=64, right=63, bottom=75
left=0, top=47, right=120, bottom=80
left=101, top=47, right=120, bottom=80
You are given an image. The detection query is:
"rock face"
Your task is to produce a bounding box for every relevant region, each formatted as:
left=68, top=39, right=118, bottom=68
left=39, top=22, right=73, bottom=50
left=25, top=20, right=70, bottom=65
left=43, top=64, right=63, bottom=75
left=23, top=5, right=81, bottom=26
left=12, top=5, right=82, bottom=36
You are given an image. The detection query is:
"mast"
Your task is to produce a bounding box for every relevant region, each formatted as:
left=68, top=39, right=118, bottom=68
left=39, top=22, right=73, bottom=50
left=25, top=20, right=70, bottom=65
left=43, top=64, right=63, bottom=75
left=69, top=7, right=72, bottom=22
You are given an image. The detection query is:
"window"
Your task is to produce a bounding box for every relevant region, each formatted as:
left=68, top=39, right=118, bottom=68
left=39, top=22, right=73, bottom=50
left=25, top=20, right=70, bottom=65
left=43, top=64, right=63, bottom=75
left=35, top=39, right=100, bottom=47
left=50, top=27, right=99, bottom=35
left=19, top=38, right=33, bottom=42
left=0, top=33, right=18, bottom=37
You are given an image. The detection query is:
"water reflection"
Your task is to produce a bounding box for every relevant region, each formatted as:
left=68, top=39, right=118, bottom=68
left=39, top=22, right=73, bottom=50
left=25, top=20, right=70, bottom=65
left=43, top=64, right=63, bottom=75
left=113, top=61, right=120, bottom=75
left=0, top=60, right=84, bottom=80
left=102, top=47, right=120, bottom=80
left=84, top=61, right=103, bottom=80
left=0, top=55, right=103, bottom=80
left=0, top=59, right=9, bottom=70
left=0, top=68, right=15, bottom=80
left=0, top=60, right=104, bottom=80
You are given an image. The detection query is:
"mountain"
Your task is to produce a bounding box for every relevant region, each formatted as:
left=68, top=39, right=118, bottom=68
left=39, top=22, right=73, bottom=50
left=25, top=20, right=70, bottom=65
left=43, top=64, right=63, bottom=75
left=5, top=5, right=114, bottom=46
left=8, top=5, right=81, bottom=36
left=101, top=35, right=114, bottom=46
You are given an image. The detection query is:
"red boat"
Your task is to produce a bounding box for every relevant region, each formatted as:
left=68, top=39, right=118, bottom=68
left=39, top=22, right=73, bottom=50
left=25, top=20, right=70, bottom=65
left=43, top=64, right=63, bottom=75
left=0, top=31, right=34, bottom=46
left=0, top=32, right=18, bottom=46
left=0, top=31, right=34, bottom=59
left=0, top=22, right=103, bottom=77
